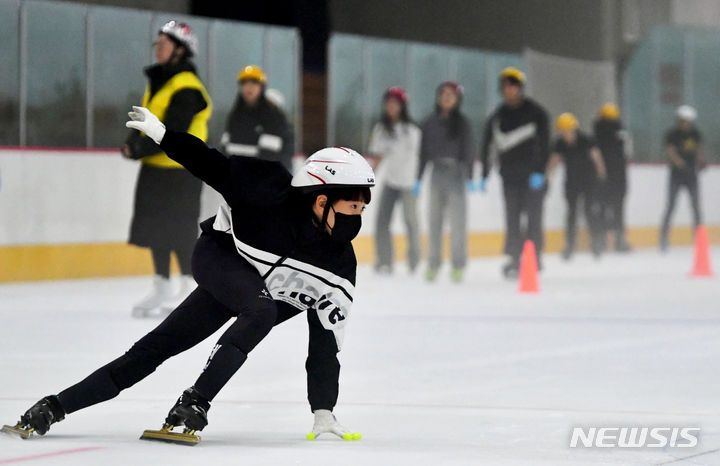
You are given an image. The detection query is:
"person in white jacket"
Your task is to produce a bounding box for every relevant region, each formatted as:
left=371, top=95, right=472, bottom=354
left=367, top=87, right=422, bottom=274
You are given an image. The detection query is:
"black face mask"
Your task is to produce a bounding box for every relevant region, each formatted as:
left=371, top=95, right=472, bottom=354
left=329, top=207, right=362, bottom=243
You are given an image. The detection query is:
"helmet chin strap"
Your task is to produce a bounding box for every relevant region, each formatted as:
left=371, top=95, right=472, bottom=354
left=320, top=203, right=334, bottom=234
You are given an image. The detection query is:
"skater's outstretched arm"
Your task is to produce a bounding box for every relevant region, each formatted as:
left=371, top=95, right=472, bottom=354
left=126, top=106, right=290, bottom=206
left=305, top=310, right=361, bottom=441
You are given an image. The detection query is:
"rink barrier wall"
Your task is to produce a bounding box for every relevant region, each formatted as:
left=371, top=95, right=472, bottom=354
left=1, top=148, right=719, bottom=282
left=0, top=227, right=718, bottom=283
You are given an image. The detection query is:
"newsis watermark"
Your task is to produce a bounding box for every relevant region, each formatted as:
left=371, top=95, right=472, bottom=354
left=569, top=426, right=700, bottom=448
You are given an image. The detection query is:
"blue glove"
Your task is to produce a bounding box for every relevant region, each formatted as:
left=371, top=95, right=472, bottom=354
left=412, top=180, right=421, bottom=197
left=478, top=178, right=487, bottom=193
left=466, top=179, right=477, bottom=193
left=528, top=172, right=545, bottom=191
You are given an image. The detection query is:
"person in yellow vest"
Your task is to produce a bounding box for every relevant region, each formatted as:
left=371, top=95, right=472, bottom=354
left=121, top=21, right=212, bottom=317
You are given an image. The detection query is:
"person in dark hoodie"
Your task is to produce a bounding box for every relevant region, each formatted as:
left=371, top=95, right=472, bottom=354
left=417, top=81, right=475, bottom=283
left=593, top=103, right=632, bottom=252
left=220, top=65, right=294, bottom=172
left=4, top=106, right=372, bottom=444
left=480, top=67, right=550, bottom=278
left=121, top=21, right=212, bottom=317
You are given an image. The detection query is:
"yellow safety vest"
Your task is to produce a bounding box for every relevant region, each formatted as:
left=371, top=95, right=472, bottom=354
left=140, top=71, right=213, bottom=168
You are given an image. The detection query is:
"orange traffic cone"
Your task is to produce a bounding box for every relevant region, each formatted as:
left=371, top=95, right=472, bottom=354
left=690, top=225, right=714, bottom=277
left=518, top=240, right=539, bottom=293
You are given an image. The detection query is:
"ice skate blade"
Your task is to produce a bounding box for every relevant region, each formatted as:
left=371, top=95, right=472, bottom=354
left=140, top=428, right=200, bottom=446
left=2, top=423, right=34, bottom=439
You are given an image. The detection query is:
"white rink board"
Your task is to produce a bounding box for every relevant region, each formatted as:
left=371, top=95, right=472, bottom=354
left=1, top=148, right=719, bottom=246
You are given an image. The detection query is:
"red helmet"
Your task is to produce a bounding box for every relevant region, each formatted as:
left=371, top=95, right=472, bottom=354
left=384, top=86, right=408, bottom=104
left=437, top=80, right=464, bottom=97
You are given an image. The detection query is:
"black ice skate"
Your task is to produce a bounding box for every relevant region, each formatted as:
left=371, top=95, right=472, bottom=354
left=2, top=395, right=65, bottom=439
left=140, top=387, right=210, bottom=446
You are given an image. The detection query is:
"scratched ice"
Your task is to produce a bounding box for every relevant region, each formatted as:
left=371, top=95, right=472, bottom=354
left=1, top=247, right=719, bottom=465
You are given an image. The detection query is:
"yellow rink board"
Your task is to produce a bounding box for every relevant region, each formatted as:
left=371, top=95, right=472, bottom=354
left=0, top=226, right=718, bottom=282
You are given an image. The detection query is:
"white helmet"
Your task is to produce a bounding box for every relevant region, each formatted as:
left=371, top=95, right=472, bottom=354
left=677, top=105, right=697, bottom=122
left=292, top=147, right=375, bottom=192
left=160, top=20, right=199, bottom=57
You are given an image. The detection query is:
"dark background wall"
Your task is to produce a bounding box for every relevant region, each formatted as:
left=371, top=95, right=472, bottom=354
left=331, top=0, right=610, bottom=59
left=329, top=0, right=672, bottom=64
left=60, top=0, right=673, bottom=68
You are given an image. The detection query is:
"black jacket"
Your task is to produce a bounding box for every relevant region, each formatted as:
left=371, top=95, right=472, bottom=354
left=480, top=98, right=550, bottom=185
left=222, top=95, right=294, bottom=171
left=594, top=119, right=628, bottom=186
left=125, top=60, right=207, bottom=159
left=159, top=130, right=356, bottom=411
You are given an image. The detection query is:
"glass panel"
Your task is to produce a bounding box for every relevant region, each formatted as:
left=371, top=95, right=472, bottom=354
left=363, top=38, right=407, bottom=152
left=207, top=20, right=264, bottom=145
left=406, top=43, right=451, bottom=124
left=455, top=49, right=486, bottom=146
left=328, top=34, right=364, bottom=149
left=622, top=37, right=653, bottom=161
left=687, top=29, right=720, bottom=163
left=263, top=27, right=299, bottom=151
left=90, top=6, right=151, bottom=148
left=25, top=0, right=87, bottom=147
left=649, top=26, right=686, bottom=161
left=0, top=0, right=20, bottom=146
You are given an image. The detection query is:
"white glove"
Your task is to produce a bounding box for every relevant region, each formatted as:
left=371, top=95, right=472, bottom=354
left=125, top=106, right=166, bottom=144
left=306, top=409, right=361, bottom=441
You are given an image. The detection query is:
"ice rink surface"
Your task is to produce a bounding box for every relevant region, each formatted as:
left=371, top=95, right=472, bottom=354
left=1, top=247, right=719, bottom=465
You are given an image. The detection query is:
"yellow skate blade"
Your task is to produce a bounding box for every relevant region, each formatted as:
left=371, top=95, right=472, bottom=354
left=1, top=423, right=34, bottom=439
left=140, top=428, right=200, bottom=446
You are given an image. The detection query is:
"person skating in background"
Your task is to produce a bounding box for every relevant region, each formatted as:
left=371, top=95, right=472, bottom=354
left=220, top=65, right=294, bottom=172
left=4, top=106, right=371, bottom=444
left=594, top=103, right=632, bottom=252
left=121, top=21, right=212, bottom=317
left=546, top=113, right=607, bottom=260
left=480, top=67, right=550, bottom=278
left=659, top=105, right=705, bottom=252
left=368, top=87, right=422, bottom=274
left=417, top=81, right=475, bottom=283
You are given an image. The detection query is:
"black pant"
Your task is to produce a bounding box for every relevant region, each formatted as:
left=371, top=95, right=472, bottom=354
left=57, top=233, right=300, bottom=414
left=660, top=172, right=702, bottom=241
left=599, top=181, right=627, bottom=244
left=502, top=181, right=546, bottom=263
left=151, top=245, right=193, bottom=278
left=565, top=185, right=604, bottom=253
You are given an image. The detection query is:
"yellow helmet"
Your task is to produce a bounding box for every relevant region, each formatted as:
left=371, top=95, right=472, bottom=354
left=556, top=112, right=579, bottom=131
left=499, top=67, right=526, bottom=84
left=238, top=65, right=267, bottom=84
left=599, top=102, right=619, bottom=120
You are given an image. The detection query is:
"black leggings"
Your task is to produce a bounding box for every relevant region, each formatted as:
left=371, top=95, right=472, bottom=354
left=151, top=245, right=193, bottom=278
left=660, top=173, right=702, bottom=239
left=565, top=186, right=604, bottom=252
left=58, top=233, right=300, bottom=414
